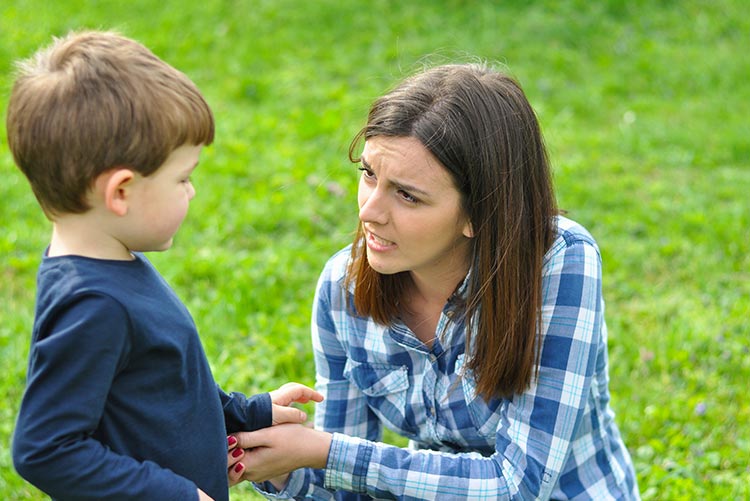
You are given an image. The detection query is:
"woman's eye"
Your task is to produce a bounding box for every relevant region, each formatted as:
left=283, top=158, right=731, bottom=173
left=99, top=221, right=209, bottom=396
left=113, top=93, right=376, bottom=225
left=399, top=190, right=418, bottom=204
left=358, top=167, right=375, bottom=179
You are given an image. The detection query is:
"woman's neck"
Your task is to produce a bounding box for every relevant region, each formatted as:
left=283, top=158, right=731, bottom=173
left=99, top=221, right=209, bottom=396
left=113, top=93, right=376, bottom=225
left=403, top=265, right=468, bottom=347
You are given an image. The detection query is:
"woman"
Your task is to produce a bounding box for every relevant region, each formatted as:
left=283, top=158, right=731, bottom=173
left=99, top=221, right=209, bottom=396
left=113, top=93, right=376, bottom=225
left=235, top=63, right=640, bottom=500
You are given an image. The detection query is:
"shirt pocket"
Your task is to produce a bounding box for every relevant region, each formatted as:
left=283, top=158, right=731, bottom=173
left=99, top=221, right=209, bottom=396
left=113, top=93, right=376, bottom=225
left=455, top=354, right=502, bottom=439
left=344, top=360, right=416, bottom=434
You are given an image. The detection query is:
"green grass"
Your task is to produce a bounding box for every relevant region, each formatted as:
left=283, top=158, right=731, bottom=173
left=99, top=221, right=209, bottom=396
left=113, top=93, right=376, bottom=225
left=1, top=0, right=748, bottom=499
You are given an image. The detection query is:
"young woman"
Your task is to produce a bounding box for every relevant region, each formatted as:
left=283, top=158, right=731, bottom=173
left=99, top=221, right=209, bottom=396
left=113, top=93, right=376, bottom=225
left=235, top=63, right=640, bottom=500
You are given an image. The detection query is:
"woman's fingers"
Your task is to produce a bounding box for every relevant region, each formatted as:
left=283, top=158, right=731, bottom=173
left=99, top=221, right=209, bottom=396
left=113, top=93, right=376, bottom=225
left=227, top=439, right=245, bottom=486
left=227, top=460, right=245, bottom=486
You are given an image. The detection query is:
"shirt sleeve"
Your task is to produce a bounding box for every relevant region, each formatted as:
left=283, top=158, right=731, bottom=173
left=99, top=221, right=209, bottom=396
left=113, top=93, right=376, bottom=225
left=277, top=238, right=605, bottom=500
left=220, top=388, right=273, bottom=433
left=12, top=294, right=199, bottom=501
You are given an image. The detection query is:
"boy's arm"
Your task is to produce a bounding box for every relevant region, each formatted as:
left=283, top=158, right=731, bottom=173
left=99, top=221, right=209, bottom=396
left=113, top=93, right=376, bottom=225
left=219, top=387, right=273, bottom=433
left=220, top=383, right=323, bottom=432
left=12, top=295, right=199, bottom=501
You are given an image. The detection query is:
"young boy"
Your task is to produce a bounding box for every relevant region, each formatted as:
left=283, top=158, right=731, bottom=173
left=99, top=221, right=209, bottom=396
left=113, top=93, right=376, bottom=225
left=7, top=31, right=321, bottom=501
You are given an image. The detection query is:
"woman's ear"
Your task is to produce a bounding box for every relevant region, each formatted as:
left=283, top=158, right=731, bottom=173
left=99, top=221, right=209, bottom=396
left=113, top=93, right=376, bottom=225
left=462, top=220, right=474, bottom=239
left=97, top=169, right=135, bottom=217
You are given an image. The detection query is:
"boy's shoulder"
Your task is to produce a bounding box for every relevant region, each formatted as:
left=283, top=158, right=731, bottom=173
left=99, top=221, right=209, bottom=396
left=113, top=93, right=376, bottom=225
left=36, top=252, right=164, bottom=306
left=32, top=252, right=186, bottom=340
left=39, top=251, right=153, bottom=278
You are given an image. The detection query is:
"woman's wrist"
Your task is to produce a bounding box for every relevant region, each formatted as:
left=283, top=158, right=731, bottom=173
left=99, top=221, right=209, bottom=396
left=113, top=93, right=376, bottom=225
left=305, top=429, right=333, bottom=469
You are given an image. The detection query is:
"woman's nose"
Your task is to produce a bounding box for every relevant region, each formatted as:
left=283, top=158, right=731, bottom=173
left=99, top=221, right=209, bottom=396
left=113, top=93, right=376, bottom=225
left=358, top=186, right=387, bottom=224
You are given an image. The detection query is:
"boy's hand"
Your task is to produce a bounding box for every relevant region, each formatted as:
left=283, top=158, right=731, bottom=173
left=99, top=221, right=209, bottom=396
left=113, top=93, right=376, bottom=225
left=268, top=382, right=323, bottom=426
left=269, top=382, right=324, bottom=406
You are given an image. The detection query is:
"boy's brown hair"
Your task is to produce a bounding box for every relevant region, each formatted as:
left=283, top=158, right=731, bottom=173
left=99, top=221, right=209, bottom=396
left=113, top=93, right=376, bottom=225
left=6, top=30, right=214, bottom=218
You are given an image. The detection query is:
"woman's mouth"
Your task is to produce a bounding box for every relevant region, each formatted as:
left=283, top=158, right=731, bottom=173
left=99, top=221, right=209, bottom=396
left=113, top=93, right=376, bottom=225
left=366, top=230, right=396, bottom=251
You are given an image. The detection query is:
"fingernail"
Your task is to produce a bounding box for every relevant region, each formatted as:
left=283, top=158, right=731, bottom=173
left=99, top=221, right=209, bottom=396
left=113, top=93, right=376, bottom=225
left=234, top=463, right=244, bottom=473
left=228, top=436, right=237, bottom=447
left=232, top=448, right=243, bottom=458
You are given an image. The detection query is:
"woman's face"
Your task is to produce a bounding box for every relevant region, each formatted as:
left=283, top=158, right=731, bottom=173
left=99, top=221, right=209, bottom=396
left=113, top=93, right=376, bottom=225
left=357, top=136, right=473, bottom=283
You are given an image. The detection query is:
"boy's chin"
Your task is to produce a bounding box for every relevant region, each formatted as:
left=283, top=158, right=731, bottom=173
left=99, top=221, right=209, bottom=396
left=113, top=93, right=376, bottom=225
left=134, top=239, right=175, bottom=253
left=155, top=239, right=175, bottom=251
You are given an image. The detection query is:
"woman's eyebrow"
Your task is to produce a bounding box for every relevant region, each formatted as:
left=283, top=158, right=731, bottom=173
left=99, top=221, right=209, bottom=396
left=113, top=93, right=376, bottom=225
left=360, top=158, right=431, bottom=197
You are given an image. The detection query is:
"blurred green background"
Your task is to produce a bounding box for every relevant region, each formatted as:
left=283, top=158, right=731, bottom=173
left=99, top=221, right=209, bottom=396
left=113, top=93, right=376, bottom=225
left=1, top=1, right=748, bottom=499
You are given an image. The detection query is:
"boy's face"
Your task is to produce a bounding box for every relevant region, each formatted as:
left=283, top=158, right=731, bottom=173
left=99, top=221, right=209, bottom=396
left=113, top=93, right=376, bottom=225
left=124, top=144, right=202, bottom=252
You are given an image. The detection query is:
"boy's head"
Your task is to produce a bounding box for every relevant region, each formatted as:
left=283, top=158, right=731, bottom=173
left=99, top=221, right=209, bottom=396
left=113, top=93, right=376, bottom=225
left=6, top=30, right=214, bottom=219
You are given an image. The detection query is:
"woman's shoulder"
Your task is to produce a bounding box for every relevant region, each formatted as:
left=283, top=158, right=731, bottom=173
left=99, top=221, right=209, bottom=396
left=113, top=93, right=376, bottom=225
left=549, top=215, right=600, bottom=252
left=544, top=215, right=602, bottom=270
left=318, top=244, right=353, bottom=286
left=324, top=244, right=352, bottom=270
left=314, top=245, right=354, bottom=308
left=554, top=215, right=598, bottom=246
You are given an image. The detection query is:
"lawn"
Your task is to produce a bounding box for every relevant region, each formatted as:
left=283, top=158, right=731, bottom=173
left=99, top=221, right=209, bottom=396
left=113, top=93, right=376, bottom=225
left=1, top=1, right=748, bottom=499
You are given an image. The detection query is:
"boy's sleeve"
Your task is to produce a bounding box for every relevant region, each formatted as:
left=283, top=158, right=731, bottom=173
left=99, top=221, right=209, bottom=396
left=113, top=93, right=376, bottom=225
left=219, top=388, right=273, bottom=433
left=12, top=294, right=199, bottom=501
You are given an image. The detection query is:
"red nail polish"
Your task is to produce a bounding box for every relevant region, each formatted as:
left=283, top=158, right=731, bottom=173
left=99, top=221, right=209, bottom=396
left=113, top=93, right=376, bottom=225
left=227, top=436, right=237, bottom=447
left=234, top=463, right=244, bottom=473
left=232, top=448, right=243, bottom=458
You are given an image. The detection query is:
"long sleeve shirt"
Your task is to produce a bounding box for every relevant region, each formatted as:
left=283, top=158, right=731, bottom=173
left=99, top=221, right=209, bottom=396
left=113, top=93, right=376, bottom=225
left=258, top=216, right=639, bottom=500
left=12, top=252, right=272, bottom=501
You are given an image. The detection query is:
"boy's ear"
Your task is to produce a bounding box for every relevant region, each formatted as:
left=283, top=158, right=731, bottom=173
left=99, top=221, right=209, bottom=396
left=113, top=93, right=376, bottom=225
left=97, top=169, right=135, bottom=217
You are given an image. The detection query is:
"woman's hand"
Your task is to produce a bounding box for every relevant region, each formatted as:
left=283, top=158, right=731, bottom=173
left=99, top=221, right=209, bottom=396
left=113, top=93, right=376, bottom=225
left=226, top=435, right=246, bottom=486
left=231, top=423, right=332, bottom=483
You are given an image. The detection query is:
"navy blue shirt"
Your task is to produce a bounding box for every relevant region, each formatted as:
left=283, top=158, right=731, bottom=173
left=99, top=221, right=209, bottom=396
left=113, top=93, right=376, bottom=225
left=13, top=253, right=272, bottom=501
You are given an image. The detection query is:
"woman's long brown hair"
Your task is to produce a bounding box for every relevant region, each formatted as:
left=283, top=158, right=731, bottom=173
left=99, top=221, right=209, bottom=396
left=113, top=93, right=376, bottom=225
left=346, top=63, right=558, bottom=399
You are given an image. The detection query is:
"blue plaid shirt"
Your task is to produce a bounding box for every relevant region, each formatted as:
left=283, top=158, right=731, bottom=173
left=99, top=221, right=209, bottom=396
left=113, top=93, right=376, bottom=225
left=258, top=216, right=639, bottom=500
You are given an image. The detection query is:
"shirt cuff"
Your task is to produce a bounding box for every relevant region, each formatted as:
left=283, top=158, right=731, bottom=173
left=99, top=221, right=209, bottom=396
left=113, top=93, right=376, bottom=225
left=252, top=468, right=304, bottom=499
left=324, top=433, right=373, bottom=494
